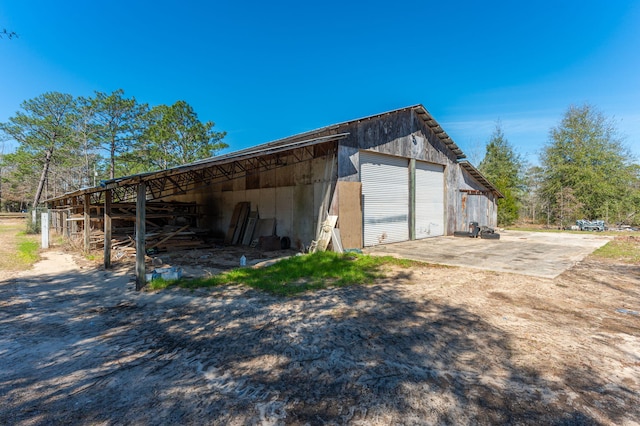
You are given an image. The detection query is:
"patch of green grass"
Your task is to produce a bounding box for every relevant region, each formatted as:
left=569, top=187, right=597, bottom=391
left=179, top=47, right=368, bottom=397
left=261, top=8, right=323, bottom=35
left=0, top=221, right=40, bottom=271
left=592, top=238, right=640, bottom=264
left=147, top=277, right=174, bottom=290
left=16, top=239, right=39, bottom=264
left=149, top=252, right=421, bottom=296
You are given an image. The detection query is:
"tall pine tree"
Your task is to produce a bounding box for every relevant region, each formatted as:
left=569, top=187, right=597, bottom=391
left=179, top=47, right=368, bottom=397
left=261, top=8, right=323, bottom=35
left=479, top=122, right=523, bottom=226
left=0, top=92, right=77, bottom=206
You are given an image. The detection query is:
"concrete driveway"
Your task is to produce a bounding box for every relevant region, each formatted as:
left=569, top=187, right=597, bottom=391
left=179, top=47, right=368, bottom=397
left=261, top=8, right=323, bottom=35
left=364, top=230, right=613, bottom=278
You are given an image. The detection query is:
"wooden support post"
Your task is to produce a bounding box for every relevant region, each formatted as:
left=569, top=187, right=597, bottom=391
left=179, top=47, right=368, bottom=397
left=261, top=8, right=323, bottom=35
left=104, top=190, right=112, bottom=269
left=63, top=209, right=69, bottom=237
left=71, top=198, right=78, bottom=236
left=84, top=193, right=91, bottom=253
left=409, top=158, right=416, bottom=241
left=135, top=183, right=146, bottom=290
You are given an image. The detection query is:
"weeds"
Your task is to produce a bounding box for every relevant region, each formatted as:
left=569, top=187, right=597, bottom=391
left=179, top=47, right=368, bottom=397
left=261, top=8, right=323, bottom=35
left=0, top=222, right=40, bottom=271
left=148, top=252, right=423, bottom=295
left=592, top=236, right=640, bottom=264
left=16, top=238, right=39, bottom=264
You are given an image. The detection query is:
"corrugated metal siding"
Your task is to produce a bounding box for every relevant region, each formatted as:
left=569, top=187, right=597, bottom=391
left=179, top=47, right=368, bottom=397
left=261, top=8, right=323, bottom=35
left=415, top=161, right=444, bottom=238
left=360, top=152, right=409, bottom=246
left=459, top=192, right=491, bottom=230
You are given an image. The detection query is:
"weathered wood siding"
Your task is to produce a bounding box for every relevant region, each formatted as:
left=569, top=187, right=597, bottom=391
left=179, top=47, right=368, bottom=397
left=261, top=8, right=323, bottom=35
left=335, top=109, right=496, bottom=237
left=451, top=167, right=498, bottom=231
left=159, top=107, right=497, bottom=248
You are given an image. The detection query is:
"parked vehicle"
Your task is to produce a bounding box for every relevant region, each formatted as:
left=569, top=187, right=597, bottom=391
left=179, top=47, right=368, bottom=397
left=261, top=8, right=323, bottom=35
left=576, top=219, right=606, bottom=232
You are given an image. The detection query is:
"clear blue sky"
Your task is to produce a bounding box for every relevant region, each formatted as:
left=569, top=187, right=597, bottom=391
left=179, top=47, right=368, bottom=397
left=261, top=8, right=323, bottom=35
left=1, top=0, right=639, bottom=166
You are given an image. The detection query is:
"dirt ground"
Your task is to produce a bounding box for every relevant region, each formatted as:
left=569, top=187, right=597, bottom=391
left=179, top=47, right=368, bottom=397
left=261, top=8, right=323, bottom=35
left=0, top=237, right=639, bottom=424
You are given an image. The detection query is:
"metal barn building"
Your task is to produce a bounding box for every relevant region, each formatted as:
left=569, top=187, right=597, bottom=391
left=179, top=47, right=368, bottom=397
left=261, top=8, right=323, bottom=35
left=47, top=104, right=502, bottom=284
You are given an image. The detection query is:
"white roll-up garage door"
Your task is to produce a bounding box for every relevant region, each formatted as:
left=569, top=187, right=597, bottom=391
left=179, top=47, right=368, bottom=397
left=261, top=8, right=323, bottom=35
left=415, top=161, right=445, bottom=238
left=360, top=152, right=409, bottom=246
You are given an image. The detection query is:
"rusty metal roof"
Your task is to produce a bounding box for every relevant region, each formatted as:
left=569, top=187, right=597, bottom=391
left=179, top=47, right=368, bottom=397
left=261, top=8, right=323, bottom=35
left=458, top=160, right=504, bottom=198
left=46, top=104, right=476, bottom=203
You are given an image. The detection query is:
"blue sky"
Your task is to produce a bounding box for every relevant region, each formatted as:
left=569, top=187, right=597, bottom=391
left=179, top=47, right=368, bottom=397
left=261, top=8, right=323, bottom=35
left=1, top=0, right=639, bottom=166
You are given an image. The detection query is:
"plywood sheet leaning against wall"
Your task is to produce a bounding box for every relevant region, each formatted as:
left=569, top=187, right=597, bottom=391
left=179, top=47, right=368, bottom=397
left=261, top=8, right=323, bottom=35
left=337, top=181, right=362, bottom=249
left=241, top=211, right=259, bottom=246
left=225, top=202, right=250, bottom=244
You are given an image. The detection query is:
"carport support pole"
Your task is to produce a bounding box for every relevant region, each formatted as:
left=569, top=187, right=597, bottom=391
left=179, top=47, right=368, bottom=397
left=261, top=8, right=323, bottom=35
left=83, top=194, right=91, bottom=253
left=103, top=190, right=112, bottom=269
left=135, top=183, right=146, bottom=290
left=409, top=158, right=416, bottom=241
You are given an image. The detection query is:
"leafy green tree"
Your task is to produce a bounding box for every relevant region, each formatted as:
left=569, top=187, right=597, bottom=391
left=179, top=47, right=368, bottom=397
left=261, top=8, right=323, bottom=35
left=134, top=100, right=227, bottom=170
left=521, top=165, right=545, bottom=223
left=1, top=147, right=39, bottom=209
left=540, top=104, right=635, bottom=223
left=0, top=92, right=77, bottom=206
left=91, top=89, right=148, bottom=179
left=478, top=122, right=523, bottom=226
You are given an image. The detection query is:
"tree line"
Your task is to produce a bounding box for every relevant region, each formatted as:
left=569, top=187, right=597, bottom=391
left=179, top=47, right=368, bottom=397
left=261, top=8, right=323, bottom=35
left=2, top=94, right=637, bottom=228
left=0, top=90, right=227, bottom=210
left=479, top=104, right=640, bottom=228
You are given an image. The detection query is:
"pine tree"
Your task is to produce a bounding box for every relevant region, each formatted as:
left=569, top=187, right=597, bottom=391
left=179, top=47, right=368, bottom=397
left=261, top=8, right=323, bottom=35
left=0, top=92, right=77, bottom=206
left=479, top=122, right=523, bottom=226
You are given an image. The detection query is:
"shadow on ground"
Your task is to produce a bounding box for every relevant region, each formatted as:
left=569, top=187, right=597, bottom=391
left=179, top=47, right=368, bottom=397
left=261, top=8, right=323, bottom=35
left=0, top=261, right=636, bottom=425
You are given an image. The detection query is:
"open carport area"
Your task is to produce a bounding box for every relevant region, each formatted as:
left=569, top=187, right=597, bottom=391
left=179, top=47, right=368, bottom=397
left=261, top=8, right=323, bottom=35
left=365, top=230, right=613, bottom=278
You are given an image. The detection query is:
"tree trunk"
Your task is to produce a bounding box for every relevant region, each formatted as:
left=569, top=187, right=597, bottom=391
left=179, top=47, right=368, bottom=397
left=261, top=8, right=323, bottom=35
left=33, top=147, right=54, bottom=207
left=110, top=142, right=116, bottom=179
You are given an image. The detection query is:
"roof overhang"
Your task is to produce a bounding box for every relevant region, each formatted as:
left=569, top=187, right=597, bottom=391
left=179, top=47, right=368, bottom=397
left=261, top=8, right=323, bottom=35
left=45, top=133, right=348, bottom=203
left=411, top=105, right=466, bottom=160
left=46, top=103, right=475, bottom=203
left=458, top=161, right=504, bottom=198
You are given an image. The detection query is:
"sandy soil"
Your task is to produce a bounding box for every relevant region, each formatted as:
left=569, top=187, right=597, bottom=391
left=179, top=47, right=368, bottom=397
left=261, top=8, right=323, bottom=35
left=0, top=247, right=638, bottom=425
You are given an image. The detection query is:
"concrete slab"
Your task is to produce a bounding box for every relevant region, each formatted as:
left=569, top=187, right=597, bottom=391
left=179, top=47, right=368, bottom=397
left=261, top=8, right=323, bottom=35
left=364, top=230, right=613, bottom=278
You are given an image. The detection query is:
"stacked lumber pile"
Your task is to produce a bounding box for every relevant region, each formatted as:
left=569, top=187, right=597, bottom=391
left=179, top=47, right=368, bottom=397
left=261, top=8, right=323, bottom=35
left=85, top=201, right=208, bottom=255
left=99, top=225, right=208, bottom=257
left=145, top=225, right=206, bottom=252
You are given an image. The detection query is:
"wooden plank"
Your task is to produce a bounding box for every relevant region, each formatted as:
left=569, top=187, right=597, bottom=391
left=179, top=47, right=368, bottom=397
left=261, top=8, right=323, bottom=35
left=224, top=202, right=244, bottom=244
left=331, top=228, right=343, bottom=253
left=242, top=211, right=259, bottom=246
left=232, top=202, right=251, bottom=245
left=62, top=209, right=68, bottom=237
left=104, top=190, right=112, bottom=269
left=316, top=215, right=338, bottom=252
left=135, top=183, right=146, bottom=291
left=147, top=224, right=190, bottom=250
left=337, top=181, right=363, bottom=249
